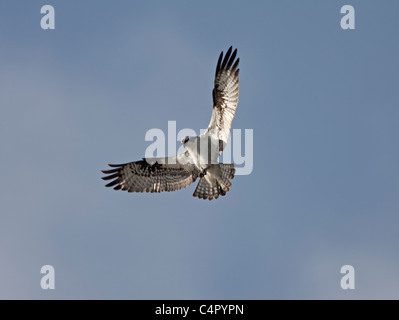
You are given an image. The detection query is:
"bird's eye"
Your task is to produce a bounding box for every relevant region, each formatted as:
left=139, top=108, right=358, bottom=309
left=184, top=136, right=189, bottom=143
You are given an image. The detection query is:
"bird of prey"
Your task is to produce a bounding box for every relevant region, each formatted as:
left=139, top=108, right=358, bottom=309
left=102, top=46, right=240, bottom=200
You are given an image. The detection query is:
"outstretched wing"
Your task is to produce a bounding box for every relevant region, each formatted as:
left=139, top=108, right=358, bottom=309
left=207, top=46, right=240, bottom=151
left=101, top=153, right=199, bottom=193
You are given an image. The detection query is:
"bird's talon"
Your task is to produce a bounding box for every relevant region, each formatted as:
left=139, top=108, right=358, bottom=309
left=200, top=168, right=207, bottom=178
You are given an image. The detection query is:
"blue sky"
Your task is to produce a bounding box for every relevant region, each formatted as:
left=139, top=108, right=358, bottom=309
left=1, top=1, right=399, bottom=299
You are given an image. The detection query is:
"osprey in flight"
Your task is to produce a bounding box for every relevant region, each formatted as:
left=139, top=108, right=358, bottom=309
left=102, top=46, right=240, bottom=200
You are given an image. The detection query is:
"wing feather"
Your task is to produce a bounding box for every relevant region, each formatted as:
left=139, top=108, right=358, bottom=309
left=101, top=154, right=199, bottom=193
left=207, top=46, right=240, bottom=151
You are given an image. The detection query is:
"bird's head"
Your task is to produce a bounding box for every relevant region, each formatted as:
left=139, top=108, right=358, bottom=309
left=181, top=136, right=190, bottom=145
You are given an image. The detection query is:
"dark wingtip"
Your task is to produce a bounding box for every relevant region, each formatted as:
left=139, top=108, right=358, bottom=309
left=216, top=47, right=239, bottom=76
left=107, top=163, right=124, bottom=168
left=232, top=57, right=239, bottom=72
left=105, top=179, right=120, bottom=188
left=226, top=48, right=237, bottom=70
left=101, top=168, right=119, bottom=174
left=102, top=173, right=119, bottom=181
left=221, top=46, right=233, bottom=69
left=216, top=51, right=223, bottom=76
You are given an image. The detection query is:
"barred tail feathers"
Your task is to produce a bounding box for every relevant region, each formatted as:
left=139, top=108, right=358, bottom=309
left=193, top=164, right=235, bottom=200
